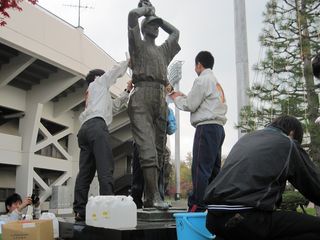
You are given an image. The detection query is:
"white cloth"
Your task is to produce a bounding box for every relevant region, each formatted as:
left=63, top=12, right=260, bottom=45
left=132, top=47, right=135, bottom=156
left=174, top=69, right=228, bottom=127
left=79, top=60, right=129, bottom=126
left=315, top=116, right=320, bottom=124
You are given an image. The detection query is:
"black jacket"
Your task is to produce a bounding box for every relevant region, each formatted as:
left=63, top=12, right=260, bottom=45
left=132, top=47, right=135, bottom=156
left=204, top=127, right=320, bottom=211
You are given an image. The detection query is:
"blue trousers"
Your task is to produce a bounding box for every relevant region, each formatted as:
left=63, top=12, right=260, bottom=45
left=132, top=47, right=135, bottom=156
left=188, top=124, right=225, bottom=211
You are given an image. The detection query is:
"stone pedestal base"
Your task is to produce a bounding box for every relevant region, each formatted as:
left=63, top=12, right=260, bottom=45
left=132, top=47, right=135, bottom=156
left=137, top=207, right=187, bottom=222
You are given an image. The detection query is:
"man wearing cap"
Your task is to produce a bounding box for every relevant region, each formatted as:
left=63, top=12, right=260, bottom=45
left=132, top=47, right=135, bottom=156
left=128, top=0, right=180, bottom=210
left=73, top=60, right=132, bottom=221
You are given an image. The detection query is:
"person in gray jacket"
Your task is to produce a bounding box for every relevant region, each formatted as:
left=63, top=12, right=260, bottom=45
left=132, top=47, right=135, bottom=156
left=73, top=60, right=131, bottom=221
left=170, top=51, right=227, bottom=212
left=205, top=116, right=320, bottom=240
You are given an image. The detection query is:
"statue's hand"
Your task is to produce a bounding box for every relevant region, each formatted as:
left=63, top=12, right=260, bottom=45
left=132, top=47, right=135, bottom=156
left=138, top=0, right=152, bottom=8
left=138, top=0, right=155, bottom=16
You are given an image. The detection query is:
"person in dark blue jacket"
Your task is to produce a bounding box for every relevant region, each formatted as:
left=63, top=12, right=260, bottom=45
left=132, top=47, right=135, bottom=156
left=205, top=115, right=320, bottom=240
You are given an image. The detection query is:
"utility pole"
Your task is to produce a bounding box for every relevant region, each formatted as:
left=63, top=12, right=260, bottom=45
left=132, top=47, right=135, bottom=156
left=234, top=0, right=250, bottom=138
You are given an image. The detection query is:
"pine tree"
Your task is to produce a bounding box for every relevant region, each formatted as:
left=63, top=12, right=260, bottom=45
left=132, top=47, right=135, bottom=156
left=238, top=0, right=320, bottom=165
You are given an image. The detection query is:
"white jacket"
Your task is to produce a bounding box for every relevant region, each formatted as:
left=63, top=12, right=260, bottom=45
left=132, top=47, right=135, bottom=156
left=174, top=69, right=227, bottom=127
left=79, top=60, right=129, bottom=126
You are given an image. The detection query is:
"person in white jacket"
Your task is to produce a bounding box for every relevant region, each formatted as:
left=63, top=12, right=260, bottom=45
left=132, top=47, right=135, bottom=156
left=0, top=193, right=40, bottom=222
left=170, top=51, right=227, bottom=212
left=73, top=60, right=132, bottom=221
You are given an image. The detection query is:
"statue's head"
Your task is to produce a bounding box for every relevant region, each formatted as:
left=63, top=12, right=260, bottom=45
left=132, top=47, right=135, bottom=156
left=141, top=16, right=162, bottom=39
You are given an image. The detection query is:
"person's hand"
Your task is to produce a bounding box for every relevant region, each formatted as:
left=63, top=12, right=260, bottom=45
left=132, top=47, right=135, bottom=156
left=165, top=84, right=174, bottom=94
left=169, top=91, right=183, bottom=100
left=315, top=116, right=320, bottom=124
left=126, top=80, right=133, bottom=92
left=18, top=197, right=32, bottom=212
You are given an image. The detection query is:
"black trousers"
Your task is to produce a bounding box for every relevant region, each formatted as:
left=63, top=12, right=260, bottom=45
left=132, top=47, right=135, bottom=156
left=73, top=117, right=114, bottom=217
left=206, top=210, right=320, bottom=240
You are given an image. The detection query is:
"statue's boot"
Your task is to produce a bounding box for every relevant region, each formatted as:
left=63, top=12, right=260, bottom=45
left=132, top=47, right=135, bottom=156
left=143, top=167, right=169, bottom=210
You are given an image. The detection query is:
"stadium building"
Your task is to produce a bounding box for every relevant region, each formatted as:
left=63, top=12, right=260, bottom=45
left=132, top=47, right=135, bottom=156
left=0, top=2, right=133, bottom=212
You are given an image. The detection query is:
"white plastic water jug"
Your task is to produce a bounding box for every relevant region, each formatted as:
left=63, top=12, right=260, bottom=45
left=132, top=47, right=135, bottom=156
left=40, top=212, right=59, bottom=238
left=86, top=195, right=137, bottom=229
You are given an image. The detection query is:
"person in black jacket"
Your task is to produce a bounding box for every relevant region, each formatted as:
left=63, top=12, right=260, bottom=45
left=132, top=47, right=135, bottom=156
left=204, top=115, right=320, bottom=240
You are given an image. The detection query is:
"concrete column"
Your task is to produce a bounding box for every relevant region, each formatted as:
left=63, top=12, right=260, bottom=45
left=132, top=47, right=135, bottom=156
left=16, top=102, right=43, bottom=197
left=69, top=112, right=81, bottom=200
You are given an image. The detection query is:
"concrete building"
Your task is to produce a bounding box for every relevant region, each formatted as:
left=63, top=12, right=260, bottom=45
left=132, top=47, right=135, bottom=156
left=0, top=2, right=133, bottom=212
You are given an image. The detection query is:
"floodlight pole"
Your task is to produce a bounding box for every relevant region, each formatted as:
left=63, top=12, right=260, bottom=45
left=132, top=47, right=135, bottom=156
left=167, top=60, right=184, bottom=201
left=234, top=0, right=250, bottom=138
left=78, top=0, right=81, bottom=27
left=174, top=82, right=181, bottom=200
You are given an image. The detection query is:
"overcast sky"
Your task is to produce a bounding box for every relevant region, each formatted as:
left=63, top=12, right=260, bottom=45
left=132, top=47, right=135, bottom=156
left=37, top=0, right=268, bottom=160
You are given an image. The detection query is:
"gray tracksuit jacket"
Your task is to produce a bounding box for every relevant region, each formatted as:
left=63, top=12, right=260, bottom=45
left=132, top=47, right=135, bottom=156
left=174, top=69, right=227, bottom=127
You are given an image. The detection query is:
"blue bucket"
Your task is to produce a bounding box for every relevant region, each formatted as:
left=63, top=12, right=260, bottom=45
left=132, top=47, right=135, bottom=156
left=174, top=212, right=214, bottom=240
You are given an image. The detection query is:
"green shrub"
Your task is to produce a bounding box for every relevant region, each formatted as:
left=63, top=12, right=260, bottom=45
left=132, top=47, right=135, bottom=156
left=297, top=206, right=316, bottom=216
left=280, top=190, right=308, bottom=211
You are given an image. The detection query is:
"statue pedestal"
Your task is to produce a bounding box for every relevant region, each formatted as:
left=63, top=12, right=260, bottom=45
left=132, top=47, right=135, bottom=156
left=137, top=207, right=187, bottom=222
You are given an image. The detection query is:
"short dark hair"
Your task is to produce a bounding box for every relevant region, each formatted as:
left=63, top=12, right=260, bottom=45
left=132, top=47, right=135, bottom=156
left=5, top=193, right=22, bottom=213
left=312, top=53, right=320, bottom=79
left=195, top=51, right=214, bottom=69
left=85, top=69, right=105, bottom=85
left=269, top=115, right=303, bottom=144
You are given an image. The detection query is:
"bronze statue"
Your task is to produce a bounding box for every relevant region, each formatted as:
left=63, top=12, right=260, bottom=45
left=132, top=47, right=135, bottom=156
left=128, top=0, right=180, bottom=210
